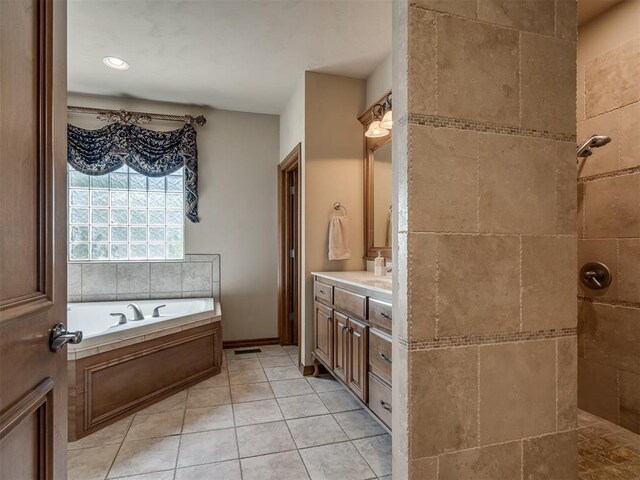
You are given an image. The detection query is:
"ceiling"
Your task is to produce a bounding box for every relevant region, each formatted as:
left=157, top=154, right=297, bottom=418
left=578, top=0, right=623, bottom=25
left=68, top=0, right=392, bottom=115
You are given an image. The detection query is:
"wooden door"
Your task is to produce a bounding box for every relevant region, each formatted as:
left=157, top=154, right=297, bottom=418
left=346, top=318, right=369, bottom=402
left=278, top=144, right=302, bottom=352
left=0, top=0, right=68, bottom=478
left=313, top=303, right=333, bottom=368
left=333, top=312, right=348, bottom=382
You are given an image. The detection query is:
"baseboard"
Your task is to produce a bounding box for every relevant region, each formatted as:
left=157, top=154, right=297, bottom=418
left=299, top=364, right=315, bottom=376
left=223, top=337, right=280, bottom=349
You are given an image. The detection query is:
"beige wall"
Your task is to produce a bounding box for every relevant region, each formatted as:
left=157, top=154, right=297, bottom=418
left=393, top=0, right=577, bottom=477
left=278, top=72, right=366, bottom=365
left=366, top=53, right=392, bottom=107
left=302, top=72, right=366, bottom=363
left=68, top=93, right=280, bottom=341
left=576, top=0, right=640, bottom=433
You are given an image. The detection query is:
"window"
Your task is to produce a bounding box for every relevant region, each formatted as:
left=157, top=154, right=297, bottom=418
left=68, top=164, right=185, bottom=261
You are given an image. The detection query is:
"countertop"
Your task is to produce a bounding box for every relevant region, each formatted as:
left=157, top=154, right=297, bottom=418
left=312, top=271, right=393, bottom=297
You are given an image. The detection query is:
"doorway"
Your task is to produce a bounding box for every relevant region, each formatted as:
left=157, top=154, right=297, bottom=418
left=277, top=144, right=302, bottom=360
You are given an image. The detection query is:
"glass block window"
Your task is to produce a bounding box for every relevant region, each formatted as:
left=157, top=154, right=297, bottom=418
left=68, top=164, right=185, bottom=261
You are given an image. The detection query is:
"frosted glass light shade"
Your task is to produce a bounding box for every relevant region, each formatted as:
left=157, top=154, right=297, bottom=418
left=365, top=121, right=389, bottom=138
left=379, top=110, right=393, bottom=130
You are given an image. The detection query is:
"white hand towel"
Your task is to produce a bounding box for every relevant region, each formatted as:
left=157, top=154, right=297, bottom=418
left=328, top=215, right=352, bottom=260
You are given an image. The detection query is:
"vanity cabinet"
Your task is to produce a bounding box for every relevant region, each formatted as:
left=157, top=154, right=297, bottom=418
left=333, top=312, right=349, bottom=382
left=314, top=302, right=334, bottom=368
left=312, top=273, right=392, bottom=430
left=346, top=317, right=369, bottom=402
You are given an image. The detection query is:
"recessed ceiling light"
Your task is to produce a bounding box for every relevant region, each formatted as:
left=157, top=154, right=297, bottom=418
left=102, top=56, right=129, bottom=70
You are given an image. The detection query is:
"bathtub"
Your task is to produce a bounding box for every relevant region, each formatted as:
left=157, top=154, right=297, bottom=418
left=67, top=297, right=223, bottom=440
left=67, top=297, right=219, bottom=355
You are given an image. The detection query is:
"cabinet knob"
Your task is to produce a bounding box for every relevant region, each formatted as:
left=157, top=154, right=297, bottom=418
left=379, top=312, right=392, bottom=320
left=379, top=352, right=392, bottom=363
left=379, top=400, right=392, bottom=412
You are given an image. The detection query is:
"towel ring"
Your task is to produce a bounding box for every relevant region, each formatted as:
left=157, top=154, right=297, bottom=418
left=333, top=202, right=347, bottom=215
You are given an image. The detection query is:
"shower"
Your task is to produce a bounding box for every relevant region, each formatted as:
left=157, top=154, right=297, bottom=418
left=577, top=134, right=612, bottom=158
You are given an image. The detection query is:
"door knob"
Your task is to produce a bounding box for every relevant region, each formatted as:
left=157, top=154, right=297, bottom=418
left=50, top=323, right=83, bottom=352
left=580, top=262, right=612, bottom=290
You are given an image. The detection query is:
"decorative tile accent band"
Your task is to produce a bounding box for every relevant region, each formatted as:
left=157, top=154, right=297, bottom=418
left=399, top=113, right=576, bottom=142
left=578, top=166, right=640, bottom=184
left=578, top=296, right=640, bottom=310
left=398, top=327, right=577, bottom=350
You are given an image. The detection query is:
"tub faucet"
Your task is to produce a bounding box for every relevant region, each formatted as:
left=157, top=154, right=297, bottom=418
left=127, top=303, right=145, bottom=321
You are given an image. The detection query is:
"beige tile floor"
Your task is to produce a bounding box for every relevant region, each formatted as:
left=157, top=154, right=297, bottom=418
left=68, top=344, right=391, bottom=480
left=578, top=410, right=640, bottom=480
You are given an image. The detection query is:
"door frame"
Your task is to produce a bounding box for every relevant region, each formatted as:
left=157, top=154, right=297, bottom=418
left=277, top=144, right=302, bottom=357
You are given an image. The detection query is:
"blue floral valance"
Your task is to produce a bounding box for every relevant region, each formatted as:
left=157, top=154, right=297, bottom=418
left=67, top=123, right=199, bottom=223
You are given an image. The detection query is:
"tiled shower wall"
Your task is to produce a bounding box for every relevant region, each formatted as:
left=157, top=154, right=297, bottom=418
left=393, top=0, right=577, bottom=477
left=67, top=254, right=220, bottom=302
left=577, top=11, right=640, bottom=434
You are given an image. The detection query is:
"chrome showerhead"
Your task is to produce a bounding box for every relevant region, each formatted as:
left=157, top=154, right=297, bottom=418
left=577, top=134, right=612, bottom=158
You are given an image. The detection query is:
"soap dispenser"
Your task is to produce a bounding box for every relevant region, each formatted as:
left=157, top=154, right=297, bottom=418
left=374, top=251, right=385, bottom=277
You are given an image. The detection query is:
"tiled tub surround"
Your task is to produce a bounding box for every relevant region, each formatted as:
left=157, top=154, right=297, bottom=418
left=576, top=8, right=640, bottom=435
left=393, top=0, right=577, bottom=477
left=67, top=345, right=392, bottom=480
left=67, top=254, right=220, bottom=302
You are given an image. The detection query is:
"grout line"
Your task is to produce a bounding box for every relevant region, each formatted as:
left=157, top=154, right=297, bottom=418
left=555, top=338, right=559, bottom=431
left=519, top=235, right=523, bottom=332
left=104, top=415, right=136, bottom=479
left=520, top=440, right=524, bottom=480
left=476, top=345, right=481, bottom=447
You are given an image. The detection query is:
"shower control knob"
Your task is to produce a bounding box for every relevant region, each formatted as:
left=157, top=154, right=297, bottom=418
left=49, top=323, right=83, bottom=352
left=580, top=262, right=612, bottom=290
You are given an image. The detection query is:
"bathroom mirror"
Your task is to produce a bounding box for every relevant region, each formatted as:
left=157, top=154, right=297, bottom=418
left=360, top=91, right=392, bottom=259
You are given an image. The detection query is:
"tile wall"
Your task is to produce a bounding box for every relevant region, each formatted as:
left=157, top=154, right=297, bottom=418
left=393, top=0, right=577, bottom=477
left=577, top=19, right=640, bottom=433
left=68, top=254, right=220, bottom=302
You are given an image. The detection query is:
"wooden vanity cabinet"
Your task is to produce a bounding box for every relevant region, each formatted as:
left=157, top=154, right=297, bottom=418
left=312, top=275, right=391, bottom=429
left=346, top=317, right=369, bottom=402
left=333, top=312, right=349, bottom=382
left=314, top=302, right=334, bottom=368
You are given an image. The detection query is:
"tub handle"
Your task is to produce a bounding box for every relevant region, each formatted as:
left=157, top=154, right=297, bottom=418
left=152, top=305, right=167, bottom=318
left=110, top=313, right=127, bottom=325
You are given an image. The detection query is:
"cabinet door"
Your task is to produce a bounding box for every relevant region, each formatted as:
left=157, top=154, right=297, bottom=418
left=346, top=317, right=369, bottom=402
left=333, top=312, right=349, bottom=382
left=314, top=302, right=334, bottom=368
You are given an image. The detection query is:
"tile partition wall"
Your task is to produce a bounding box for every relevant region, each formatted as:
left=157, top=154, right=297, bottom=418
left=392, top=0, right=577, bottom=478
left=67, top=254, right=220, bottom=302
left=577, top=21, right=640, bottom=433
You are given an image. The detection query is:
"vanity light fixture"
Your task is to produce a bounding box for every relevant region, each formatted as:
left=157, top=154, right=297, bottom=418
left=379, top=110, right=393, bottom=130
left=365, top=93, right=392, bottom=138
left=102, top=56, right=130, bottom=70
left=365, top=120, right=390, bottom=138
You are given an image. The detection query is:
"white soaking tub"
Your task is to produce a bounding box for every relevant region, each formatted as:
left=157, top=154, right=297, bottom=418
left=67, top=297, right=221, bottom=358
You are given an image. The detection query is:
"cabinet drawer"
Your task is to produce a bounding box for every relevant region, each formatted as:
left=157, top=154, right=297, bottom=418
left=368, top=299, right=392, bottom=333
left=334, top=287, right=366, bottom=319
left=314, top=281, right=333, bottom=304
left=368, top=373, right=392, bottom=429
left=369, top=330, right=392, bottom=385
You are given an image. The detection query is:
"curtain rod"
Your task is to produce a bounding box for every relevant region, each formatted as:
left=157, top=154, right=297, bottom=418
left=67, top=105, right=207, bottom=126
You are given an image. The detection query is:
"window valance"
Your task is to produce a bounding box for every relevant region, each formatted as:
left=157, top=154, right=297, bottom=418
left=67, top=123, right=199, bottom=223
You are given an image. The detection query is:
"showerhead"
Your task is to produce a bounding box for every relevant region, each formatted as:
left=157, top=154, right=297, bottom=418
left=577, top=134, right=612, bottom=158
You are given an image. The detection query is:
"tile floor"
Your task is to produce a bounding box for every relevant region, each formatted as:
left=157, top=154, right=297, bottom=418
left=68, top=344, right=392, bottom=480
left=578, top=410, right=640, bottom=480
